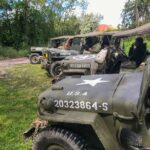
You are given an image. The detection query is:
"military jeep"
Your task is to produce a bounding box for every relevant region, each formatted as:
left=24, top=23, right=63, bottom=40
left=29, top=35, right=74, bottom=64
left=60, top=23, right=150, bottom=77
left=41, top=35, right=87, bottom=76
left=24, top=57, right=150, bottom=150
left=29, top=46, right=48, bottom=64
left=60, top=31, right=128, bottom=76
left=43, top=48, right=79, bottom=77
left=113, top=23, right=150, bottom=73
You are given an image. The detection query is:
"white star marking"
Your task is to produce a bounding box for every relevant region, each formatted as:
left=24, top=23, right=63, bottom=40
left=73, top=55, right=95, bottom=60
left=76, top=78, right=109, bottom=87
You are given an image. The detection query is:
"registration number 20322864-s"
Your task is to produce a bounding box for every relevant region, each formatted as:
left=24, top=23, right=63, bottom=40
left=54, top=100, right=109, bottom=111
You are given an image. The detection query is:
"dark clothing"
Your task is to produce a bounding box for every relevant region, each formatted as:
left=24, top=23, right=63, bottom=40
left=129, top=43, right=147, bottom=66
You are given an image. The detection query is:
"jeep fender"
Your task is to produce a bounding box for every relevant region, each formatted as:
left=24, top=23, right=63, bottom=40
left=38, top=110, right=121, bottom=150
left=138, top=57, right=150, bottom=115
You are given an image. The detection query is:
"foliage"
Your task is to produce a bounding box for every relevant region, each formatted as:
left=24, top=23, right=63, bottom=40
left=79, top=13, right=103, bottom=33
left=0, top=46, right=29, bottom=59
left=0, top=0, right=88, bottom=49
left=121, top=0, right=150, bottom=28
left=123, top=37, right=150, bottom=55
left=0, top=64, right=51, bottom=150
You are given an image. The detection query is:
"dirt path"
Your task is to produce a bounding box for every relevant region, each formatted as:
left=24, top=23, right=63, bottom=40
left=0, top=57, right=29, bottom=68
left=0, top=57, right=29, bottom=78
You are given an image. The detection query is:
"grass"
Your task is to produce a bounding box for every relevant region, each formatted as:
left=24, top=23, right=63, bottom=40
left=0, top=64, right=51, bottom=150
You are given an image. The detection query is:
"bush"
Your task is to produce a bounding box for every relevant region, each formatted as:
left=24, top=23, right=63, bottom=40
left=0, top=46, right=29, bottom=60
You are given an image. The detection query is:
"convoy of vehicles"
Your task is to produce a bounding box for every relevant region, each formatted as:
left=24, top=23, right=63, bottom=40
left=24, top=23, right=150, bottom=150
left=42, top=31, right=118, bottom=77
left=60, top=31, right=123, bottom=76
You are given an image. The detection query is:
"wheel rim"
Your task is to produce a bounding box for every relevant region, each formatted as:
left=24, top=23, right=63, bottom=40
left=53, top=65, right=61, bottom=76
left=31, top=56, right=39, bottom=63
left=47, top=144, right=65, bottom=150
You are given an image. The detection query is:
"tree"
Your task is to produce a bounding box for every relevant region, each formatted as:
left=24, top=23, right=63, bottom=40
left=0, top=0, right=88, bottom=48
left=46, top=0, right=88, bottom=35
left=79, top=13, right=103, bottom=33
left=121, top=0, right=150, bottom=28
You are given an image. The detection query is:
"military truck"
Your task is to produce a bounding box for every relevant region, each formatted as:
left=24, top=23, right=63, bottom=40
left=29, top=35, right=74, bottom=64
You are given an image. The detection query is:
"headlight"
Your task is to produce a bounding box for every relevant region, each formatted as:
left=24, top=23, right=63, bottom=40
left=38, top=96, right=57, bottom=114
left=43, top=53, right=48, bottom=58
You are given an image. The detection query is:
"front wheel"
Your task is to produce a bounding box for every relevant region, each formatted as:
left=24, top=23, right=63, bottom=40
left=49, top=61, right=62, bottom=77
left=32, top=127, right=89, bottom=150
left=29, top=53, right=41, bottom=64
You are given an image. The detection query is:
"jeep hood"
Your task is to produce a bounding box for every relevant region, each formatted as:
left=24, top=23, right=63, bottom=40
left=63, top=54, right=96, bottom=63
left=39, top=72, right=143, bottom=116
left=48, top=48, right=79, bottom=55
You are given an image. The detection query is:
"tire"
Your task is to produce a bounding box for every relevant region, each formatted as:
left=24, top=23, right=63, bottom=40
left=32, top=127, right=89, bottom=150
left=49, top=61, right=62, bottom=77
left=30, top=53, right=41, bottom=64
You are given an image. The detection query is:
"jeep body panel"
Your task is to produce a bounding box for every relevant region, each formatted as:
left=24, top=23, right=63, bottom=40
left=38, top=72, right=143, bottom=116
left=30, top=47, right=48, bottom=54
left=138, top=57, right=150, bottom=114
left=47, top=48, right=79, bottom=57
left=46, top=48, right=79, bottom=64
left=62, top=54, right=97, bottom=75
left=38, top=110, right=121, bottom=150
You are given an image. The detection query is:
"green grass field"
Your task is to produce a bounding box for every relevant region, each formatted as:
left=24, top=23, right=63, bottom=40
left=0, top=64, right=51, bottom=150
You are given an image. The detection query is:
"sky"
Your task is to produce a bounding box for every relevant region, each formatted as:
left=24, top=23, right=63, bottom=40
left=86, top=0, right=127, bottom=27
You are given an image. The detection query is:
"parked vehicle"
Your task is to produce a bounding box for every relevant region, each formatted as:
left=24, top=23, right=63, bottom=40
left=24, top=23, right=150, bottom=150
left=29, top=35, right=74, bottom=64
left=24, top=57, right=150, bottom=150
left=59, top=31, right=124, bottom=76
left=41, top=35, right=82, bottom=76
left=113, top=23, right=150, bottom=72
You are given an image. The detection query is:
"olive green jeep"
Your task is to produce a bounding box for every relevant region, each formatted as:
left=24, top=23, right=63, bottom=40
left=29, top=35, right=74, bottom=64
left=60, top=24, right=150, bottom=77
left=24, top=23, right=150, bottom=150
left=24, top=57, right=150, bottom=150
left=113, top=23, right=150, bottom=73
left=57, top=31, right=123, bottom=77
left=41, top=36, right=83, bottom=77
